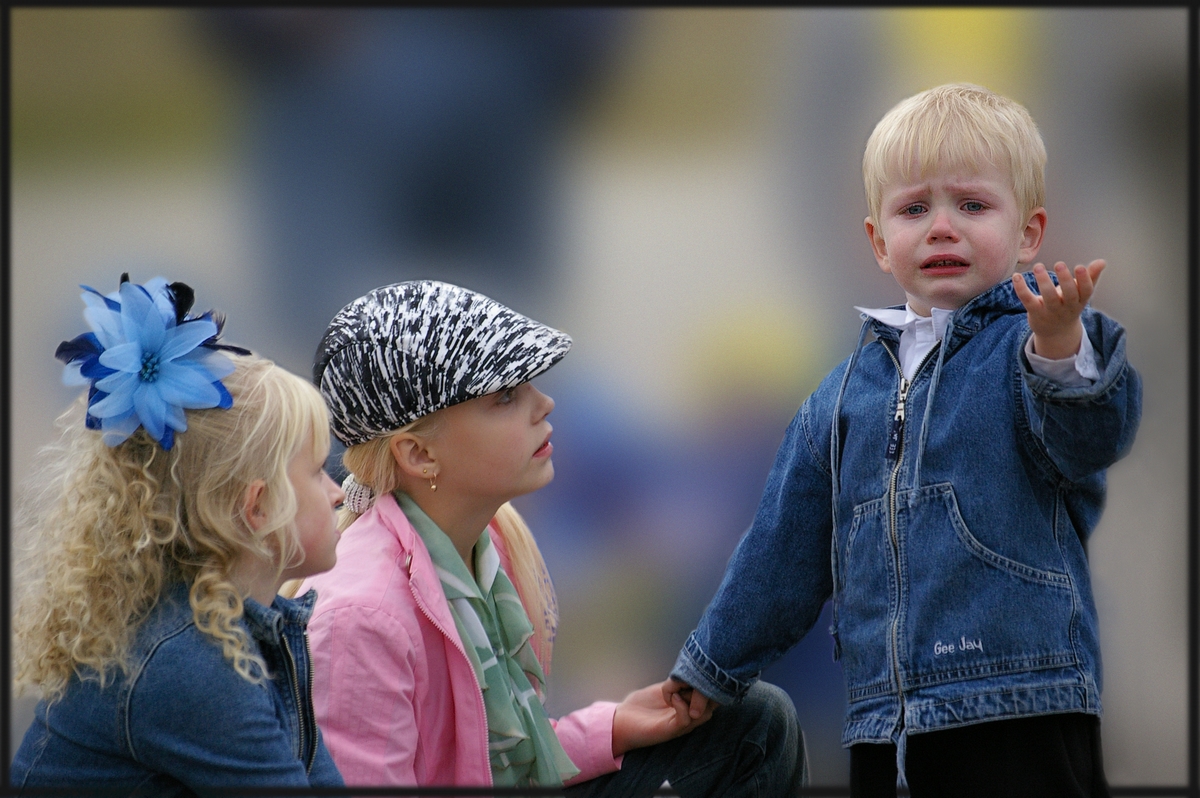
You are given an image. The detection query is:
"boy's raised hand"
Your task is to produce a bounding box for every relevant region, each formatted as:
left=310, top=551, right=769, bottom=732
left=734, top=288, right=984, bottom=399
left=1013, top=260, right=1105, bottom=361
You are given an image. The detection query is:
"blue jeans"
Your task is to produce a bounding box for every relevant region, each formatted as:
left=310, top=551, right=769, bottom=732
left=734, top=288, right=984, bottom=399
left=565, top=682, right=806, bottom=798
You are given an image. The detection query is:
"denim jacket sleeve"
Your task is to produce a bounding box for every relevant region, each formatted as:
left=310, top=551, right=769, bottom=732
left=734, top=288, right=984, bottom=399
left=671, top=381, right=839, bottom=704
left=1018, top=308, right=1142, bottom=483
left=127, top=629, right=323, bottom=789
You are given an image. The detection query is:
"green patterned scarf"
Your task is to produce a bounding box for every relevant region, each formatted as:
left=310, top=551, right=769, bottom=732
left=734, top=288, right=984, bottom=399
left=398, top=494, right=580, bottom=787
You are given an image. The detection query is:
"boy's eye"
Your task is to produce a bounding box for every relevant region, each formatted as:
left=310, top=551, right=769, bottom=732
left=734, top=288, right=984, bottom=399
left=962, top=200, right=985, bottom=212
left=901, top=204, right=925, bottom=216
left=497, top=387, right=517, bottom=405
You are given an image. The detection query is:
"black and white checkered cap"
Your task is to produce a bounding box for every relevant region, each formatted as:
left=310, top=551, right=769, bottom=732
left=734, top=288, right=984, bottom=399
left=314, top=281, right=572, bottom=447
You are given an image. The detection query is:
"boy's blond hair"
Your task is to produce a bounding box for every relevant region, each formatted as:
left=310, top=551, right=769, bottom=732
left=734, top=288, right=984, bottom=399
left=863, top=83, right=1046, bottom=224
left=13, top=356, right=330, bottom=699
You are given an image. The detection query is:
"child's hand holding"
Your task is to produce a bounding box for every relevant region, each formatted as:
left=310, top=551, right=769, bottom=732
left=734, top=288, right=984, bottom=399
left=611, top=679, right=716, bottom=757
left=661, top=677, right=717, bottom=721
left=1013, top=260, right=1105, bottom=360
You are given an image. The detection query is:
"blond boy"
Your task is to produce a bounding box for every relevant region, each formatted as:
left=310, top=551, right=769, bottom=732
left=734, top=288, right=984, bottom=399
left=668, top=84, right=1141, bottom=797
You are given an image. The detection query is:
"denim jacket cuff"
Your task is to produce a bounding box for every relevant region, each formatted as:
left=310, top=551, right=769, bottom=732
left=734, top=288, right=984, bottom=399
left=1018, top=318, right=1128, bottom=405
left=669, top=633, right=755, bottom=705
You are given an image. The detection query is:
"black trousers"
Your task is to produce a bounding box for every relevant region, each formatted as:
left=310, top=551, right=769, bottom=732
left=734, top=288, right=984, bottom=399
left=850, top=713, right=1110, bottom=798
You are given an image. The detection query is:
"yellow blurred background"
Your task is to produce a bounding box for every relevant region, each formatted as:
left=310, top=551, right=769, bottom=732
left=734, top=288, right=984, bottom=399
left=10, top=8, right=1191, bottom=786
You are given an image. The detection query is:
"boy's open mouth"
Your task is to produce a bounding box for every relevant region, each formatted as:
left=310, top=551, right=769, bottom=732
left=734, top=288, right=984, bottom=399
left=921, top=257, right=969, bottom=274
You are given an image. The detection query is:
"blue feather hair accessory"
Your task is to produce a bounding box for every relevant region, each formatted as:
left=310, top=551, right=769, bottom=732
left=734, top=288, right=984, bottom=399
left=55, top=273, right=251, bottom=450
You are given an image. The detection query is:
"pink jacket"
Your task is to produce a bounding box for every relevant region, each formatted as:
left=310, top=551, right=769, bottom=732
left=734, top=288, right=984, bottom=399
left=299, top=492, right=620, bottom=787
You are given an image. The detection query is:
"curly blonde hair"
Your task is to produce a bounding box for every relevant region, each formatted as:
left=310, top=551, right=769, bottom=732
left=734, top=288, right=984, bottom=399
left=338, top=416, right=560, bottom=674
left=13, top=355, right=330, bottom=700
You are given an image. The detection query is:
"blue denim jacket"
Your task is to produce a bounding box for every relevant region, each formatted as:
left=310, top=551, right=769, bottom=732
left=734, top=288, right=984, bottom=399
left=672, top=275, right=1142, bottom=746
left=12, top=582, right=344, bottom=796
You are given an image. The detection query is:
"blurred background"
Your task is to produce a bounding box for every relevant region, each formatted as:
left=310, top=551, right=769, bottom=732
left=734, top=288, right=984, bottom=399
left=9, top=8, right=1190, bottom=786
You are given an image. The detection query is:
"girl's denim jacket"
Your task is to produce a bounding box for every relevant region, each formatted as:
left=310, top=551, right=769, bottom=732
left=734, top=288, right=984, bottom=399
left=12, top=581, right=344, bottom=795
left=671, top=276, right=1142, bottom=747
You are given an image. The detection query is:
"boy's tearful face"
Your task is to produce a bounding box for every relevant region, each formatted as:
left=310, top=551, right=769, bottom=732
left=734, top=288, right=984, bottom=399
left=864, top=162, right=1045, bottom=316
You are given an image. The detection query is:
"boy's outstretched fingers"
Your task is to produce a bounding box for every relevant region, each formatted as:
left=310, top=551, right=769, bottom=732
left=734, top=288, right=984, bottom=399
left=1055, top=259, right=1106, bottom=306
left=1012, top=262, right=1056, bottom=311
left=1016, top=258, right=1107, bottom=359
left=1012, top=268, right=1036, bottom=308
left=1014, top=259, right=1106, bottom=311
left=1078, top=259, right=1106, bottom=295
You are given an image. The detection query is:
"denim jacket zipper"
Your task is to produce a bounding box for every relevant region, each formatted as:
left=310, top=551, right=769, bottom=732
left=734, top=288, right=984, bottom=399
left=280, top=632, right=318, bottom=773
left=302, top=633, right=318, bottom=772
left=881, top=341, right=939, bottom=741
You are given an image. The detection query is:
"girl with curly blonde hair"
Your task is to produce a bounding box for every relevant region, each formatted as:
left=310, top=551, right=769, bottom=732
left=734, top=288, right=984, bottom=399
left=11, top=276, right=346, bottom=793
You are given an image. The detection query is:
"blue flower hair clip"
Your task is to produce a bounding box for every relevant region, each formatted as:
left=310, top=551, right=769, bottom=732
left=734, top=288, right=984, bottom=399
left=55, top=273, right=252, bottom=450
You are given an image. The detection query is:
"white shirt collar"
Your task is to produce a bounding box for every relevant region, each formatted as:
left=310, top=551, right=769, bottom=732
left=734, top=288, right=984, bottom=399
left=854, top=304, right=954, bottom=343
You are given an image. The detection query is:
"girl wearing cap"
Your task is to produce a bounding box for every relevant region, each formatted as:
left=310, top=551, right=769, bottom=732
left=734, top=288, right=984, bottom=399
left=299, top=281, right=806, bottom=795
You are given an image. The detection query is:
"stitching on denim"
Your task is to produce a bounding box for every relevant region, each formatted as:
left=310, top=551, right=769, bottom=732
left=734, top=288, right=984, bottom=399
left=1012, top=347, right=1071, bottom=486
left=902, top=683, right=1096, bottom=727
left=1054, top=491, right=1090, bottom=707
left=936, top=484, right=1071, bottom=587
left=847, top=677, right=900, bottom=700
left=900, top=653, right=1079, bottom=688
left=15, top=706, right=51, bottom=788
left=844, top=497, right=886, bottom=586
left=123, top=622, right=196, bottom=763
left=799, top=397, right=832, bottom=479
left=1023, top=313, right=1129, bottom=407
left=683, top=636, right=751, bottom=697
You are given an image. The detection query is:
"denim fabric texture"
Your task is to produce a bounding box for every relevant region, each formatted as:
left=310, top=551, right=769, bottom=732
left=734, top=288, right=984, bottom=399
left=11, top=582, right=343, bottom=795
left=671, top=275, right=1142, bottom=748
left=564, top=682, right=807, bottom=798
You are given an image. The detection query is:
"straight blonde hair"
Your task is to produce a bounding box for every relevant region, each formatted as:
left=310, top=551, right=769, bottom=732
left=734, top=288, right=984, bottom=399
left=863, top=83, right=1046, bottom=225
left=13, top=356, right=330, bottom=699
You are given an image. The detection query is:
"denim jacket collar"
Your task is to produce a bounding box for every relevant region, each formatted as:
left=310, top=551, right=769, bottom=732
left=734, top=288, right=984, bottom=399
left=949, top=273, right=1049, bottom=354
left=243, top=589, right=317, bottom=646
left=863, top=274, right=1032, bottom=357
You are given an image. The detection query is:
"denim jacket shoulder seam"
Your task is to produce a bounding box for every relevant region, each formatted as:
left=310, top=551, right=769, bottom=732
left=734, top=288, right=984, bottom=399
left=122, top=621, right=200, bottom=763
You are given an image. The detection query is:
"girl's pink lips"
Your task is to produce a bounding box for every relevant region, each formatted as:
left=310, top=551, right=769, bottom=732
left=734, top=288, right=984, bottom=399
left=533, top=436, right=553, bottom=458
